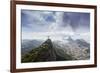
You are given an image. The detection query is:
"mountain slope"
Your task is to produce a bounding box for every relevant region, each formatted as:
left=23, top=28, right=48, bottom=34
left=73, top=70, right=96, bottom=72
left=21, top=38, right=74, bottom=63
left=53, top=37, right=90, bottom=60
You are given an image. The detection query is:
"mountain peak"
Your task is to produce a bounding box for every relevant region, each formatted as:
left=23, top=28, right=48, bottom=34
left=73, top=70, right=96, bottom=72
left=22, top=38, right=74, bottom=63
left=22, top=38, right=56, bottom=62
left=44, top=38, right=52, bottom=44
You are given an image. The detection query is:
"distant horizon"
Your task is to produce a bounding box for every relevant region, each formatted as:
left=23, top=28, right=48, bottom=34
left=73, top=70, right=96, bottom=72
left=22, top=33, right=90, bottom=43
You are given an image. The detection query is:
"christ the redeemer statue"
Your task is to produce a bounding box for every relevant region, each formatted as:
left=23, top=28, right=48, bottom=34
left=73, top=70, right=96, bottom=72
left=48, top=36, right=50, bottom=39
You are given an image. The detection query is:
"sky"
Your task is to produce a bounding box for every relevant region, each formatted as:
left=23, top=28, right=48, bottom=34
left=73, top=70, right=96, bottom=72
left=21, top=9, right=90, bottom=42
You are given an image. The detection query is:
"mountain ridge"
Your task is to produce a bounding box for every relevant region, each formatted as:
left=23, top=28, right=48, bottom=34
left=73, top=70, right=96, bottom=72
left=21, top=38, right=74, bottom=63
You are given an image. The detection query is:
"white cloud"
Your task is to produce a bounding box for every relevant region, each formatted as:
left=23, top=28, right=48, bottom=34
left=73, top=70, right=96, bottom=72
left=22, top=31, right=74, bottom=41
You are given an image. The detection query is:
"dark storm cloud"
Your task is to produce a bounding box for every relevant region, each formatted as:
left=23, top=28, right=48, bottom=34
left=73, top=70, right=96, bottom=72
left=62, top=12, right=90, bottom=30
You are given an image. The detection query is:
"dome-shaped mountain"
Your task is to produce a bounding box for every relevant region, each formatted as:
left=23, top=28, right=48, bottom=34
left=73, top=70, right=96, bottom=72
left=21, top=38, right=74, bottom=63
